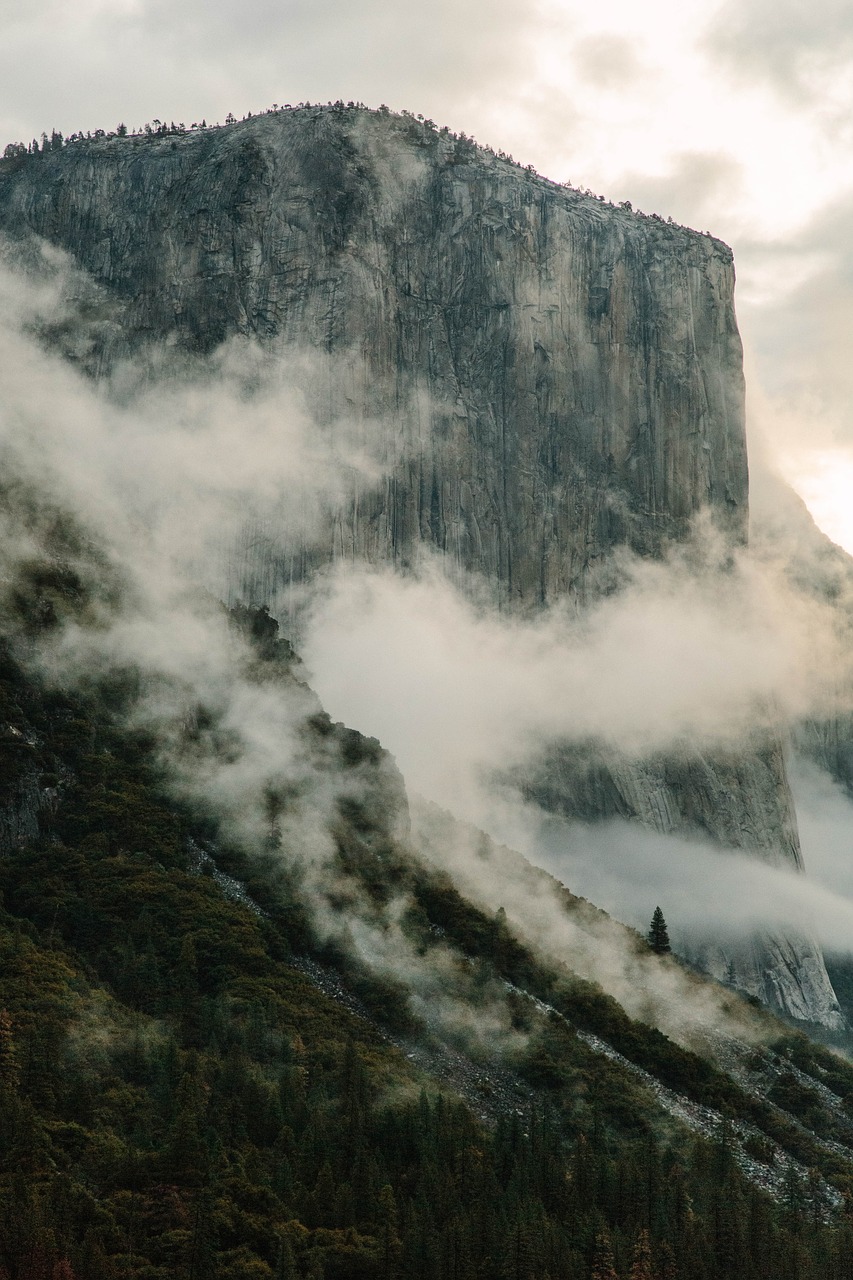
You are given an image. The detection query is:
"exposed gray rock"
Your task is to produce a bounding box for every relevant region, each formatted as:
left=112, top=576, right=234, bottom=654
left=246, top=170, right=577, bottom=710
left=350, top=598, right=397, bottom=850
left=0, top=106, right=839, bottom=1026
left=0, top=767, right=45, bottom=854
left=527, top=735, right=803, bottom=868
left=0, top=107, right=747, bottom=604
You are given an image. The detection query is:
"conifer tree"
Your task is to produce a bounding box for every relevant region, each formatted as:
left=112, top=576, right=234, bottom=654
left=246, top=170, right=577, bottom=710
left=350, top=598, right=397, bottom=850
left=378, top=1183, right=402, bottom=1279
left=590, top=1231, right=618, bottom=1280
left=647, top=907, right=671, bottom=954
left=304, top=1254, right=324, bottom=1280
left=274, top=1237, right=298, bottom=1280
left=629, top=1228, right=654, bottom=1280
left=657, top=1241, right=678, bottom=1280
left=0, top=1009, right=19, bottom=1089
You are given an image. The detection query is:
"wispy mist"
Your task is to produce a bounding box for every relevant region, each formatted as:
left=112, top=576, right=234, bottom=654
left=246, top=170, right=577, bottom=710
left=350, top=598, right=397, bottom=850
left=4, top=239, right=853, bottom=1050
left=300, top=540, right=850, bottom=803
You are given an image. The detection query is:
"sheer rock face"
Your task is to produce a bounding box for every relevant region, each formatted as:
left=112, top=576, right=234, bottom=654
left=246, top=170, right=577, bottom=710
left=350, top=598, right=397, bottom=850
left=528, top=737, right=804, bottom=871
left=0, top=108, right=747, bottom=605
left=0, top=107, right=840, bottom=1027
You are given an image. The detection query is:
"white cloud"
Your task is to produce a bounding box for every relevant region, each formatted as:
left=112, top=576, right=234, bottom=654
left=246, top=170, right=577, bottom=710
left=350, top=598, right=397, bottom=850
left=301, top=538, right=850, bottom=820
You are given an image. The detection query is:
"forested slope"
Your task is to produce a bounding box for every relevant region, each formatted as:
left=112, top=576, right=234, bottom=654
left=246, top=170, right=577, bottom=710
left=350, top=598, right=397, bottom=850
left=2, top=523, right=853, bottom=1279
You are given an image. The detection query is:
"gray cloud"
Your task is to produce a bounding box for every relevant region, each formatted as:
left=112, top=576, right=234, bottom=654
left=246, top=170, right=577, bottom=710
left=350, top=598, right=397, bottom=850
left=0, top=241, right=401, bottom=599
left=737, top=191, right=853, bottom=449
left=0, top=0, right=536, bottom=147
left=616, top=149, right=745, bottom=231
left=572, top=33, right=648, bottom=90
left=411, top=798, right=773, bottom=1047
left=706, top=0, right=853, bottom=104
left=498, top=787, right=853, bottom=958
left=300, top=532, right=853, bottom=829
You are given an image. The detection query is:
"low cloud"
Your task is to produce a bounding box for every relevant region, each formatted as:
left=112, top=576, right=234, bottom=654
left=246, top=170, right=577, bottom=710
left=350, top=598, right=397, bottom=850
left=488, top=786, right=853, bottom=959
left=0, top=244, right=404, bottom=865
left=0, top=243, right=393, bottom=600
left=410, top=797, right=773, bottom=1048
left=301, top=539, right=850, bottom=819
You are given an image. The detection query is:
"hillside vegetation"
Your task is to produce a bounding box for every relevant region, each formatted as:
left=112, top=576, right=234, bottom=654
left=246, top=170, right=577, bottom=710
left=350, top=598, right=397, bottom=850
left=2, top=522, right=853, bottom=1280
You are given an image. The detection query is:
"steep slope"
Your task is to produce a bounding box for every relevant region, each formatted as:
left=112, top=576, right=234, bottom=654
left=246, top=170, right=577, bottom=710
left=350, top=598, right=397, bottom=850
left=4, top=530, right=853, bottom=1280
left=0, top=105, right=839, bottom=1027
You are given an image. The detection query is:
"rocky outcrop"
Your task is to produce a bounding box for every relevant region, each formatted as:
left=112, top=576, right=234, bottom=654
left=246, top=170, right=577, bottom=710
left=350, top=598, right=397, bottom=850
left=0, top=106, right=840, bottom=1027
left=527, top=735, right=803, bottom=869
left=0, top=766, right=46, bottom=854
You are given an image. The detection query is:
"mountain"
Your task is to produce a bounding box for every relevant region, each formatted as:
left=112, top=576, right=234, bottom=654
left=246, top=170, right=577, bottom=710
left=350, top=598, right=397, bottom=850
left=0, top=103, right=839, bottom=1029
left=3, top=104, right=853, bottom=1278
left=0, top=106, right=748, bottom=590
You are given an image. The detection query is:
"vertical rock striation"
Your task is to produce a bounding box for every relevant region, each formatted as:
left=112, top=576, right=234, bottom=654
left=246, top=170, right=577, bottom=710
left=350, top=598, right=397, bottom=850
left=0, top=106, right=840, bottom=1026
left=0, top=108, right=747, bottom=603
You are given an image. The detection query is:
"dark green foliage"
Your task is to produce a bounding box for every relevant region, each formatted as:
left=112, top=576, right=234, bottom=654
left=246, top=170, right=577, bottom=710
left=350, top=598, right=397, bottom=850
left=647, top=908, right=671, bottom=955
left=767, top=1074, right=828, bottom=1135
left=0, top=588, right=850, bottom=1276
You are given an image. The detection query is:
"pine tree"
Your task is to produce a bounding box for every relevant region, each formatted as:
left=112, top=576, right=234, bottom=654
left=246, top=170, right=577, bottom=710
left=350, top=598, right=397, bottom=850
left=378, top=1183, right=402, bottom=1279
left=657, top=1241, right=678, bottom=1280
left=304, top=1255, right=324, bottom=1280
left=629, top=1228, right=654, bottom=1280
left=647, top=907, right=671, bottom=955
left=0, top=1009, right=19, bottom=1089
left=274, top=1237, right=298, bottom=1280
left=590, top=1231, right=619, bottom=1280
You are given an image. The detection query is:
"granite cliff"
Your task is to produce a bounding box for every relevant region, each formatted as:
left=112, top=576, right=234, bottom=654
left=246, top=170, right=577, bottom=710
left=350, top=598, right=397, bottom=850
left=0, top=105, right=841, bottom=1028
left=0, top=106, right=747, bottom=601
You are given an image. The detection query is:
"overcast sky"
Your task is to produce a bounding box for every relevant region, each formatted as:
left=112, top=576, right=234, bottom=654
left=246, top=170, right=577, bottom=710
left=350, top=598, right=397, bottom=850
left=3, top=0, right=852, bottom=546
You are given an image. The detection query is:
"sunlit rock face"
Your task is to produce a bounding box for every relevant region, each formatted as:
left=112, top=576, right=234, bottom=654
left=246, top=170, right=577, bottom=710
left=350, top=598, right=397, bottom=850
left=0, top=106, right=841, bottom=1028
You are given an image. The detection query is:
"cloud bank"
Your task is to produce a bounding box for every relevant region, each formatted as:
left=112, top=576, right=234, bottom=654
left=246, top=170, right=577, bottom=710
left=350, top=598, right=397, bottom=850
left=301, top=542, right=850, bottom=815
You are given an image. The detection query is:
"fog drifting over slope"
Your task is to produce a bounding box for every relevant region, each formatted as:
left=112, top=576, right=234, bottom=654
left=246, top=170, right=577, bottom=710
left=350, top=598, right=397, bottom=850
left=300, top=535, right=853, bottom=960
left=2, top=241, right=853, bottom=1039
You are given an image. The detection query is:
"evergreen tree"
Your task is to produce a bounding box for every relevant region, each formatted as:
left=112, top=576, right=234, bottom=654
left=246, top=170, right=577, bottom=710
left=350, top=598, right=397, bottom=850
left=0, top=1009, right=19, bottom=1089
left=629, top=1228, right=654, bottom=1280
left=590, top=1231, right=619, bottom=1280
left=378, top=1182, right=402, bottom=1278
left=647, top=907, right=671, bottom=955
left=274, top=1237, right=298, bottom=1280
